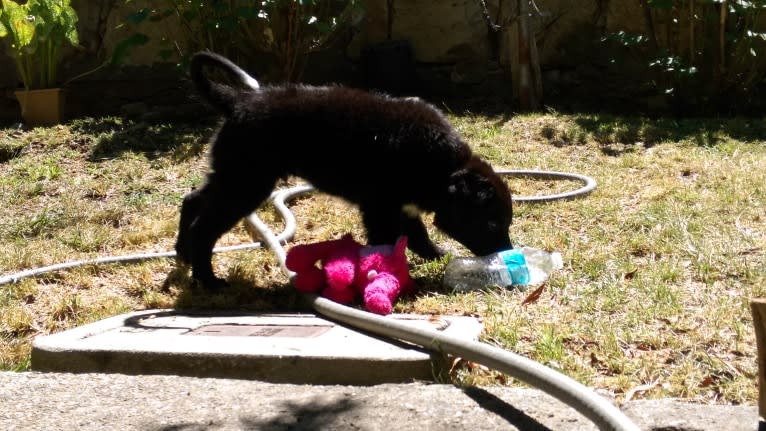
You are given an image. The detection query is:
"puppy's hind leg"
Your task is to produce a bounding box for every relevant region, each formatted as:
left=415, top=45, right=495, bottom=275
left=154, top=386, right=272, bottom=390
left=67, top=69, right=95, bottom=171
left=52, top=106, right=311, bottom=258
left=175, top=188, right=204, bottom=264
left=187, top=175, right=275, bottom=288
left=360, top=203, right=401, bottom=247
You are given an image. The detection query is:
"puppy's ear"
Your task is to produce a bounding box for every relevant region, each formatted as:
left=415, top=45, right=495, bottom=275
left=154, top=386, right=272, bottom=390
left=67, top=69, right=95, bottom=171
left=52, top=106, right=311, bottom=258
left=447, top=169, right=496, bottom=205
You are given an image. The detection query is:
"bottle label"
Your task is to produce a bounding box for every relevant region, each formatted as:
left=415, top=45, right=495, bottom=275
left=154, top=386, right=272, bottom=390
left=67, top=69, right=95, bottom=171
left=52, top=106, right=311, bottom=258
left=498, top=249, right=530, bottom=286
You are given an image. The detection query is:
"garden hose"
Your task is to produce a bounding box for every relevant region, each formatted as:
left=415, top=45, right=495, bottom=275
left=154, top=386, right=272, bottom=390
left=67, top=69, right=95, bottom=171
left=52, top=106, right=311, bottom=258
left=496, top=169, right=597, bottom=202
left=1, top=171, right=640, bottom=430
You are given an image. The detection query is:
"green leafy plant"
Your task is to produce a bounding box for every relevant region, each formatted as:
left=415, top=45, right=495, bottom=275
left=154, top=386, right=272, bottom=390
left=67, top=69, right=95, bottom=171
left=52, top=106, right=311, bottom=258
left=0, top=0, right=79, bottom=90
left=120, top=0, right=362, bottom=82
left=256, top=0, right=362, bottom=81
left=602, top=0, right=766, bottom=112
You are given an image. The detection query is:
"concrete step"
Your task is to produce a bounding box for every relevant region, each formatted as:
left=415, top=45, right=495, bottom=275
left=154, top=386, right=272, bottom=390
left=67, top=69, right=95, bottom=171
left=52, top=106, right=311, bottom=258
left=31, top=309, right=483, bottom=384
left=0, top=371, right=758, bottom=431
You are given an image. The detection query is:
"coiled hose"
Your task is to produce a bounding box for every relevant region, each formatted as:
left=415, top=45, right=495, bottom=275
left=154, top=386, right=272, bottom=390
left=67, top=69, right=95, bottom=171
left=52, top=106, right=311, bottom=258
left=0, top=171, right=638, bottom=431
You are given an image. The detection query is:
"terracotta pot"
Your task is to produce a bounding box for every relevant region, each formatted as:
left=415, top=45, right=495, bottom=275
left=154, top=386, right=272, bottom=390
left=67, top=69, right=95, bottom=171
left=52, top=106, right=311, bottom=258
left=14, top=88, right=64, bottom=127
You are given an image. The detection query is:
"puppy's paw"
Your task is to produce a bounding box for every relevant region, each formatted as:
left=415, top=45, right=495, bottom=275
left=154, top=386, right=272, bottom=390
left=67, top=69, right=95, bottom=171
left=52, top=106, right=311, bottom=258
left=435, top=244, right=459, bottom=258
left=194, top=275, right=229, bottom=290
left=416, top=246, right=448, bottom=261
left=174, top=255, right=191, bottom=270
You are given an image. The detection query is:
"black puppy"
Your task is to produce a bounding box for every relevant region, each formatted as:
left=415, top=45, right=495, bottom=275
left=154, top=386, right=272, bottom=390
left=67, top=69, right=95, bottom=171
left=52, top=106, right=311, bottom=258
left=176, top=51, right=513, bottom=287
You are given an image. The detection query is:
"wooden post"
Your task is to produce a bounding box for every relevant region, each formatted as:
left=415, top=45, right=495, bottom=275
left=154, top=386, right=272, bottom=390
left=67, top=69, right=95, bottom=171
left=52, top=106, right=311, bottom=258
left=507, top=30, right=519, bottom=100
left=517, top=0, right=532, bottom=110
left=511, top=0, right=541, bottom=111
left=750, top=299, right=766, bottom=430
left=364, top=0, right=390, bottom=44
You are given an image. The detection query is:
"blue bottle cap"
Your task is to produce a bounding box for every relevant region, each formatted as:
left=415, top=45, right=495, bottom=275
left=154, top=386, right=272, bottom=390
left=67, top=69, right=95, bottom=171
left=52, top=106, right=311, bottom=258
left=498, top=249, right=530, bottom=286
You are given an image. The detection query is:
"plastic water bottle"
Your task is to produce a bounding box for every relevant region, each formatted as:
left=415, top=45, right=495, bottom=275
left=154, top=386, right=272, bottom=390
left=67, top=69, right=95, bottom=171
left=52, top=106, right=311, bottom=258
left=443, top=247, right=563, bottom=292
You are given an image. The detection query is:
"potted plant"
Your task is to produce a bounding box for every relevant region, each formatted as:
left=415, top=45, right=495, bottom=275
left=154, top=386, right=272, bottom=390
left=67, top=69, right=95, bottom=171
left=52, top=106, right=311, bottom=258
left=0, top=0, right=79, bottom=126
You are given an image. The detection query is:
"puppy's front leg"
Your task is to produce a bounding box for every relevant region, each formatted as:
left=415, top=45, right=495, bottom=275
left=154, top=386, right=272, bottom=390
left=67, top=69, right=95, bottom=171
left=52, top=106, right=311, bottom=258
left=361, top=204, right=444, bottom=260
left=399, top=212, right=445, bottom=260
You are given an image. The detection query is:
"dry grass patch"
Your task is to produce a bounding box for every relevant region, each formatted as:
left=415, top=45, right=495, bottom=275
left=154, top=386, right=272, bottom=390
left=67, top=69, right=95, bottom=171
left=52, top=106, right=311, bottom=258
left=1, top=112, right=764, bottom=406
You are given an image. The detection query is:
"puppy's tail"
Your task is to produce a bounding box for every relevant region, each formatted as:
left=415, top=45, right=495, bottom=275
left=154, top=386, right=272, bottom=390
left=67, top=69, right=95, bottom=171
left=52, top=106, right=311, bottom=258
left=189, top=51, right=260, bottom=116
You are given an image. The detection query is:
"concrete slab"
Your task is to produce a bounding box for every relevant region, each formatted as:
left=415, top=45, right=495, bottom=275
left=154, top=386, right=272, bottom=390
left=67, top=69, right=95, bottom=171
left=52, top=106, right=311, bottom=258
left=31, top=309, right=483, bottom=385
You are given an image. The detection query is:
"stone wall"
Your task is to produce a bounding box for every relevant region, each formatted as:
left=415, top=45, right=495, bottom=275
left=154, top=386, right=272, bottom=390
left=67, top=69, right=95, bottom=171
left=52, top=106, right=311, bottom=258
left=0, top=1, right=734, bottom=122
left=348, top=0, right=490, bottom=63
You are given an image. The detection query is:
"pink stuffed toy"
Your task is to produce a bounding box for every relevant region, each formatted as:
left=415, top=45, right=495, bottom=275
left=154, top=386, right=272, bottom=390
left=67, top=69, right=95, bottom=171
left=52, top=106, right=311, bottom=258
left=285, top=234, right=414, bottom=315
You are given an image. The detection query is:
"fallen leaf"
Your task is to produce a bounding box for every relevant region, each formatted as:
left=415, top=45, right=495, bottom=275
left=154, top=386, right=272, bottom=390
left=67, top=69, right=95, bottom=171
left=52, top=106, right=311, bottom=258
left=624, top=380, right=661, bottom=402
left=449, top=357, right=463, bottom=375
left=521, top=283, right=545, bottom=306
left=622, top=268, right=638, bottom=280
left=714, top=355, right=743, bottom=378
left=590, top=352, right=605, bottom=368
left=699, top=375, right=716, bottom=388
left=738, top=247, right=762, bottom=256
left=634, top=342, right=656, bottom=351
left=467, top=361, right=490, bottom=372
left=427, top=315, right=449, bottom=330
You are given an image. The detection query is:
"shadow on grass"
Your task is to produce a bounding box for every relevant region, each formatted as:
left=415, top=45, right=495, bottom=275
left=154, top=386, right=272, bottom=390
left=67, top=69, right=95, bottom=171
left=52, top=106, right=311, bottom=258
left=551, top=114, right=766, bottom=156
left=164, top=266, right=310, bottom=313
left=68, top=116, right=217, bottom=163
left=432, top=96, right=766, bottom=157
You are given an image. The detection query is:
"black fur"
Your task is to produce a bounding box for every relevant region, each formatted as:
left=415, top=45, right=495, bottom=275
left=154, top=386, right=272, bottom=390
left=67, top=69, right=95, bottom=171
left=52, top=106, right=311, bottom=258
left=176, top=51, right=513, bottom=287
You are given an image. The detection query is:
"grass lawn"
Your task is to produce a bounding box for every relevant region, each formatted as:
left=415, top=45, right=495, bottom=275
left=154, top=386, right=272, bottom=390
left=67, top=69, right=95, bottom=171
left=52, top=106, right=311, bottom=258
left=1, top=110, right=764, bottom=405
